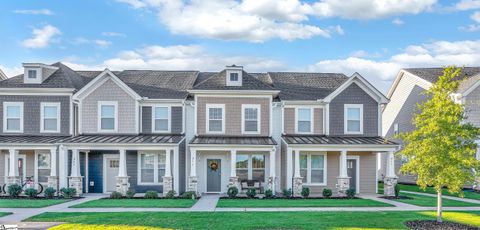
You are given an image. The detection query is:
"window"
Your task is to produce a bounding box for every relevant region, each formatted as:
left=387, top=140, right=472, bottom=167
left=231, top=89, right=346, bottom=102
left=138, top=151, right=166, bottom=184
left=98, top=101, right=117, bottom=132
left=344, top=104, right=363, bottom=134
left=206, top=104, right=224, bottom=133
left=153, top=106, right=170, bottom=132
left=3, top=102, right=23, bottom=132
left=41, top=103, right=60, bottom=133
left=230, top=73, right=239, bottom=81
left=236, top=154, right=265, bottom=182
left=393, top=123, right=399, bottom=135
left=296, top=108, right=312, bottom=133
left=37, top=152, right=51, bottom=183
left=28, top=70, right=37, bottom=79
left=242, top=105, right=260, bottom=134
left=299, top=153, right=326, bottom=185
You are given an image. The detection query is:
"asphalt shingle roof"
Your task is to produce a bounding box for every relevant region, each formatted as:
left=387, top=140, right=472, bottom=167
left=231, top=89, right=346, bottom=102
left=404, top=67, right=480, bottom=83
left=192, top=70, right=275, bottom=90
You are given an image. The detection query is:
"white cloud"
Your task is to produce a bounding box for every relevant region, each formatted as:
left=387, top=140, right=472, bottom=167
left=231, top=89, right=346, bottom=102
left=392, top=18, right=404, bottom=25
left=102, top=32, right=126, bottom=37
left=350, top=50, right=382, bottom=58
left=21, top=25, right=61, bottom=49
left=71, top=37, right=112, bottom=48
left=13, top=9, right=53, bottom=15
left=456, top=0, right=480, bottom=10
left=459, top=23, right=480, bottom=31
left=471, top=11, right=480, bottom=22
left=0, top=65, right=23, bottom=78
left=116, top=0, right=146, bottom=9
left=95, top=40, right=112, bottom=48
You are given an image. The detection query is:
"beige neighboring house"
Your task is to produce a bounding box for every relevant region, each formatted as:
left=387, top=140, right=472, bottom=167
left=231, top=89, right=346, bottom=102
left=0, top=69, right=7, bottom=80
left=381, top=67, right=480, bottom=188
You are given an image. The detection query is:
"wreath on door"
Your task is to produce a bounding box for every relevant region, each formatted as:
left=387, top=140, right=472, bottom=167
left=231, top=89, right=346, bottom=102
left=209, top=161, right=219, bottom=171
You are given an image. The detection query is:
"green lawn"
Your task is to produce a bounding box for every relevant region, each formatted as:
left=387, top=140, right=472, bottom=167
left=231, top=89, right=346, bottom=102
left=398, top=183, right=480, bottom=200
left=0, top=199, right=71, bottom=208
left=27, top=211, right=480, bottom=230
left=216, top=198, right=393, bottom=208
left=0, top=212, right=11, bottom=217
left=386, top=192, right=479, bottom=207
left=71, top=199, right=196, bottom=208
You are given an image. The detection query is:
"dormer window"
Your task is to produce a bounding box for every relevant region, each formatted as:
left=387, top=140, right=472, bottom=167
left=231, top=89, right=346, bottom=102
left=225, top=65, right=243, bottom=86
left=230, top=73, right=239, bottom=82
left=28, top=70, right=37, bottom=79
left=22, top=63, right=59, bottom=84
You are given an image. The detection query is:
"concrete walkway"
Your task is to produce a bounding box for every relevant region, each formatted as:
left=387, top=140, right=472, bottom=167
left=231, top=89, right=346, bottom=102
left=191, top=194, right=221, bottom=211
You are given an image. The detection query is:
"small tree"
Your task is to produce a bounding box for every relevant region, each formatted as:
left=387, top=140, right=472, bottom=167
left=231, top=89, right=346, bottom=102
left=397, top=66, right=480, bottom=222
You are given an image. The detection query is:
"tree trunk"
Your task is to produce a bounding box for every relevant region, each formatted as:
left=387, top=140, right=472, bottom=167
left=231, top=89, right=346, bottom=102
left=437, top=191, right=443, bottom=223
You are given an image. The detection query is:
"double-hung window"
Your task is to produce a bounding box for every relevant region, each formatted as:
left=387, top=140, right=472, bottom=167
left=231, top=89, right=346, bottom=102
left=242, top=104, right=260, bottom=134
left=236, top=154, right=265, bottom=182
left=206, top=104, right=224, bottom=133
left=98, top=101, right=117, bottom=132
left=36, top=152, right=51, bottom=183
left=28, top=70, right=37, bottom=79
left=300, top=153, right=326, bottom=185
left=153, top=106, right=170, bottom=132
left=41, top=102, right=60, bottom=133
left=3, top=102, right=23, bottom=133
left=296, top=108, right=312, bottom=133
left=138, top=151, right=166, bottom=184
left=344, top=104, right=363, bottom=134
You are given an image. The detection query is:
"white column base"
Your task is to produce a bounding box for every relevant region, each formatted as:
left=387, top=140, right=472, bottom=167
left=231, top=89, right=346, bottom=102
left=267, top=176, right=275, bottom=193
left=6, top=176, right=21, bottom=192
left=292, top=177, right=303, bottom=197
left=228, top=176, right=239, bottom=189
left=116, top=176, right=130, bottom=195
left=47, top=176, right=59, bottom=191
left=336, top=177, right=350, bottom=196
left=188, top=176, right=198, bottom=195
left=68, top=176, right=83, bottom=197
left=384, top=177, right=398, bottom=197
left=163, top=176, right=173, bottom=196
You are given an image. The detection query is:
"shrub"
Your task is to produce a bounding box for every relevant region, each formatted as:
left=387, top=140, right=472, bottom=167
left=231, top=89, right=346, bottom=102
left=346, top=188, right=356, bottom=199
left=322, top=188, right=332, bottom=198
left=144, top=190, right=158, bottom=199
left=44, top=187, right=56, bottom=199
left=227, top=186, right=238, bottom=198
left=60, top=187, right=77, bottom=199
left=282, top=188, right=292, bottom=198
left=301, top=187, right=310, bottom=198
left=126, top=189, right=136, bottom=199
left=394, top=183, right=401, bottom=197
left=7, top=184, right=22, bottom=198
left=110, top=191, right=123, bottom=199
left=165, top=190, right=176, bottom=199
left=182, top=191, right=197, bottom=200
left=264, top=189, right=274, bottom=199
left=24, top=188, right=38, bottom=199
left=246, top=188, right=256, bottom=198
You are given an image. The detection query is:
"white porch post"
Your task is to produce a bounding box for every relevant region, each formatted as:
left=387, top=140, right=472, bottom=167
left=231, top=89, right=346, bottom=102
left=58, top=145, right=68, bottom=189
left=68, top=149, right=83, bottom=196
left=286, top=148, right=293, bottom=190
left=229, top=150, right=238, bottom=188
left=47, top=147, right=59, bottom=191
left=116, top=148, right=130, bottom=195
left=163, top=148, right=173, bottom=196
left=292, top=150, right=303, bottom=197
left=188, top=148, right=198, bottom=194
left=268, top=147, right=276, bottom=194
left=384, top=151, right=398, bottom=196
left=337, top=150, right=350, bottom=196
left=173, top=146, right=180, bottom=194
left=6, top=149, right=21, bottom=188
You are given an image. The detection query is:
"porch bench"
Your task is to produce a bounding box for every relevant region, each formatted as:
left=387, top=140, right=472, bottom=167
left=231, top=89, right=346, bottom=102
left=240, top=180, right=263, bottom=194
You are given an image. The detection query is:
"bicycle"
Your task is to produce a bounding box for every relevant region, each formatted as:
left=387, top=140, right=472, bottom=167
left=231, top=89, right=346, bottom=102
left=22, top=176, right=44, bottom=195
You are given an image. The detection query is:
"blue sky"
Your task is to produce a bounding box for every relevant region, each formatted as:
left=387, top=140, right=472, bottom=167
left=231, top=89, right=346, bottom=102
left=1, top=0, right=480, bottom=92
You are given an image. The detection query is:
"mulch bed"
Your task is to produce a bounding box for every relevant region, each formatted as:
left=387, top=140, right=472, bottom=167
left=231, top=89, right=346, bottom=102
left=101, top=197, right=197, bottom=200
left=405, top=220, right=479, bottom=230
left=0, top=196, right=78, bottom=200
left=220, top=196, right=360, bottom=200
left=380, top=195, right=413, bottom=200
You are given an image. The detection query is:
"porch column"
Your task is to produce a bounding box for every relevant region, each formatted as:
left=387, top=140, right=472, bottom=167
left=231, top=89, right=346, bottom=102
left=286, top=148, right=293, bottom=191
left=6, top=149, right=21, bottom=189
left=229, top=150, right=238, bottom=188
left=163, top=148, right=173, bottom=196
left=337, top=150, right=350, bottom=196
left=47, top=147, right=59, bottom=191
left=188, top=148, right=198, bottom=194
left=116, top=148, right=130, bottom=195
left=268, top=147, right=276, bottom=194
left=292, top=150, right=303, bottom=197
left=173, top=146, right=180, bottom=194
left=58, top=145, right=68, bottom=189
left=68, top=149, right=83, bottom=197
left=384, top=151, right=398, bottom=196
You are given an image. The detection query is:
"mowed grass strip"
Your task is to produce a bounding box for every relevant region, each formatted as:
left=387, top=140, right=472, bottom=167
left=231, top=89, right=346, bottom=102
left=398, top=183, right=480, bottom=200
left=216, top=198, right=393, bottom=208
left=71, top=199, right=196, bottom=208
left=0, top=212, right=11, bottom=217
left=0, top=199, right=71, bottom=208
left=388, top=192, right=479, bottom=207
left=26, top=211, right=480, bottom=230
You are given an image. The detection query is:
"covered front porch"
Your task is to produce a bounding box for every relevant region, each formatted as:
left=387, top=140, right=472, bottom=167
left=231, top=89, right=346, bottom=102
left=282, top=135, right=398, bottom=197
left=188, top=136, right=278, bottom=195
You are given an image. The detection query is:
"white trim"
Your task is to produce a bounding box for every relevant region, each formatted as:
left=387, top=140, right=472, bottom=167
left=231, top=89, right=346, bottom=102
left=188, top=90, right=279, bottom=96
left=323, top=73, right=389, bottom=104
left=34, top=150, right=51, bottom=186
left=40, top=102, right=61, bottom=133
left=295, top=107, right=314, bottom=134
left=344, top=104, right=364, bottom=135
left=0, top=88, right=75, bottom=95
left=97, top=101, right=118, bottom=133
left=85, top=151, right=89, bottom=194
left=377, top=103, right=382, bottom=136
left=135, top=101, right=140, bottom=134
left=269, top=99, right=273, bottom=137
left=206, top=104, right=225, bottom=134
left=299, top=151, right=327, bottom=186
left=137, top=150, right=167, bottom=186
left=461, top=78, right=480, bottom=97
left=347, top=155, right=360, bottom=194
left=4, top=153, right=27, bottom=181
left=103, top=154, right=120, bottom=194
left=387, top=70, right=432, bottom=99
left=281, top=104, right=285, bottom=134
left=151, top=105, right=171, bottom=133
left=241, top=104, right=261, bottom=134
left=325, top=103, right=330, bottom=135
left=3, top=102, right=24, bottom=133
left=69, top=95, right=73, bottom=135
left=234, top=153, right=267, bottom=182
left=226, top=70, right=242, bottom=87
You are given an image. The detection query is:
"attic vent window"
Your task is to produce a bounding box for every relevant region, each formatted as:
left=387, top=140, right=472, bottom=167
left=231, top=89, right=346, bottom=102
left=28, top=70, right=37, bottom=79
left=230, top=73, right=239, bottom=81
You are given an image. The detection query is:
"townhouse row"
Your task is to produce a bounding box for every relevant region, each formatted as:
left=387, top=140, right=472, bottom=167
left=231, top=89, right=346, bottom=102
left=0, top=63, right=398, bottom=197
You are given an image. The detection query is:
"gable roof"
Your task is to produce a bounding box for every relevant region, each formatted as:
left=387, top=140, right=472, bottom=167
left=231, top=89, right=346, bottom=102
left=268, top=72, right=348, bottom=100
left=0, top=69, right=7, bottom=80
left=192, top=70, right=275, bottom=91
left=404, top=67, right=480, bottom=83
left=323, top=72, right=389, bottom=103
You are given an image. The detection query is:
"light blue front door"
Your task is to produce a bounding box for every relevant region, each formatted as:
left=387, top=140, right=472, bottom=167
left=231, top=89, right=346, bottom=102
left=207, top=159, right=221, bottom=192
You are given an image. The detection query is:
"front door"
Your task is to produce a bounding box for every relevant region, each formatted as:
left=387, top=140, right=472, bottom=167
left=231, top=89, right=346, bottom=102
left=206, top=159, right=221, bottom=192
left=347, top=159, right=357, bottom=193
left=104, top=156, right=119, bottom=193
